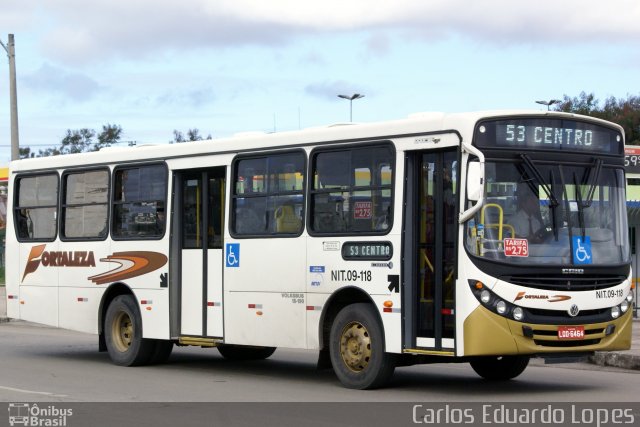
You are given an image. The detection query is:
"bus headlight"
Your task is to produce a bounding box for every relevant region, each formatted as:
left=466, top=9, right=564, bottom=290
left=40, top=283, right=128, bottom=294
left=611, top=306, right=620, bottom=319
left=626, top=293, right=634, bottom=303
left=469, top=280, right=527, bottom=321
left=620, top=299, right=630, bottom=313
left=513, top=307, right=524, bottom=321
left=480, top=290, right=491, bottom=304
left=496, top=301, right=507, bottom=314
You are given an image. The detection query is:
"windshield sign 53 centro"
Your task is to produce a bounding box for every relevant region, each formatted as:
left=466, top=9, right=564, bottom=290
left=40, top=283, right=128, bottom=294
left=474, top=118, right=623, bottom=155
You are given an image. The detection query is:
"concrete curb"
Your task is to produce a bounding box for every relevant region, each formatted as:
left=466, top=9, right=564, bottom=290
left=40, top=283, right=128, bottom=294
left=589, top=352, right=640, bottom=370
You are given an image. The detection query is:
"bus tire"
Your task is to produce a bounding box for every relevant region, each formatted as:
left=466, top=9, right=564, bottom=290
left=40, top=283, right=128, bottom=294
left=149, top=340, right=174, bottom=364
left=104, top=295, right=155, bottom=366
left=217, top=345, right=276, bottom=360
left=329, top=303, right=396, bottom=389
left=470, top=355, right=529, bottom=380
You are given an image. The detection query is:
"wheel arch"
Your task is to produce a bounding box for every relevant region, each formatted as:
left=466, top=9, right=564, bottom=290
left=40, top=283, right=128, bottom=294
left=98, top=282, right=135, bottom=352
left=318, top=286, right=381, bottom=350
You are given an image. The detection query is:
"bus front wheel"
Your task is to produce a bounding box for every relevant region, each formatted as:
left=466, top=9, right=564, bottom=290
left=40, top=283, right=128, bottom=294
left=104, top=295, right=155, bottom=366
left=329, top=303, right=396, bottom=389
left=470, top=355, right=529, bottom=380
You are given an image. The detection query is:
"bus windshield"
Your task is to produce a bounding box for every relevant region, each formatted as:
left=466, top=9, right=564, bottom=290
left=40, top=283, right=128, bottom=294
left=465, top=159, right=629, bottom=266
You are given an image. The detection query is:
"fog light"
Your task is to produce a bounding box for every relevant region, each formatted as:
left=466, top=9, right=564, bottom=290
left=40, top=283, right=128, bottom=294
left=496, top=300, right=507, bottom=314
left=513, top=307, right=524, bottom=321
left=481, top=290, right=491, bottom=304
left=620, top=299, right=629, bottom=313
left=611, top=306, right=620, bottom=319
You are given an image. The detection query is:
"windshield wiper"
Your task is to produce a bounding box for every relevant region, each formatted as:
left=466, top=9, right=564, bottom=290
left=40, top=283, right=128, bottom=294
left=520, top=154, right=559, bottom=207
left=582, top=158, right=603, bottom=208
left=574, top=172, right=586, bottom=238
left=550, top=169, right=560, bottom=241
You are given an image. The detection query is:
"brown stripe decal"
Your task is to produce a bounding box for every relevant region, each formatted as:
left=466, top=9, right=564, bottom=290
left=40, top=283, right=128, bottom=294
left=88, top=251, right=168, bottom=285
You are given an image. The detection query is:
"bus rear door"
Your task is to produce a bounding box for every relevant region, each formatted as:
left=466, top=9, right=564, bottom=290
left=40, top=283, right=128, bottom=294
left=172, top=167, right=226, bottom=339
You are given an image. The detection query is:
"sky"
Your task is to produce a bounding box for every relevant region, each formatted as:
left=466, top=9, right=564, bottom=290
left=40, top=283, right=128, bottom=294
left=0, top=0, right=639, bottom=164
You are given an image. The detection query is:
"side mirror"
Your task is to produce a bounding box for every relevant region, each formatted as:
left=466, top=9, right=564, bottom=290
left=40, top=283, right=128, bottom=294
left=466, top=162, right=483, bottom=202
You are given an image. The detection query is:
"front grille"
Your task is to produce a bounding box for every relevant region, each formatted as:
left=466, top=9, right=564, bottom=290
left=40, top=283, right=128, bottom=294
left=501, top=275, right=625, bottom=291
left=522, top=307, right=611, bottom=325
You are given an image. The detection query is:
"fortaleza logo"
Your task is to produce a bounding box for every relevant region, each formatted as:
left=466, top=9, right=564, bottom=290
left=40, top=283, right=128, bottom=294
left=22, top=244, right=168, bottom=284
left=514, top=292, right=571, bottom=303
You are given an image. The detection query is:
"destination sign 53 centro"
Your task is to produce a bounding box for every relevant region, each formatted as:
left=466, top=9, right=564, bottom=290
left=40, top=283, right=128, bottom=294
left=342, top=241, right=393, bottom=261
left=474, top=118, right=623, bottom=155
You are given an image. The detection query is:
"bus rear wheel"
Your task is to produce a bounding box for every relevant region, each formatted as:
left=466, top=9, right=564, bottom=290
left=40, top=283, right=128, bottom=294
left=329, top=303, right=396, bottom=389
left=470, top=355, right=529, bottom=380
left=217, top=345, right=276, bottom=360
left=105, top=295, right=155, bottom=366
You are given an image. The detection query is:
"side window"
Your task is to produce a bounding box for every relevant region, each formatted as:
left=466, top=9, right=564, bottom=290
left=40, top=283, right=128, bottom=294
left=310, top=144, right=394, bottom=234
left=14, top=173, right=59, bottom=241
left=112, top=164, right=167, bottom=239
left=232, top=152, right=305, bottom=236
left=62, top=169, right=109, bottom=239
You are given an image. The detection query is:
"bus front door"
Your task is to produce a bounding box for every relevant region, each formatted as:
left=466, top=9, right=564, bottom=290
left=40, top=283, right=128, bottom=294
left=404, top=149, right=457, bottom=352
left=174, top=168, right=226, bottom=339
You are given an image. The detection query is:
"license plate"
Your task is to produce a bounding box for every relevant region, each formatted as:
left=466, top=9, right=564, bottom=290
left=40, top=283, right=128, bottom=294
left=557, top=326, right=585, bottom=340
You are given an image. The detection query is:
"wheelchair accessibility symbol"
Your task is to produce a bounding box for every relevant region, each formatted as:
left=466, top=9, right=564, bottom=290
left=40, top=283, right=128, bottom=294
left=572, top=236, right=592, bottom=265
left=226, top=243, right=240, bottom=268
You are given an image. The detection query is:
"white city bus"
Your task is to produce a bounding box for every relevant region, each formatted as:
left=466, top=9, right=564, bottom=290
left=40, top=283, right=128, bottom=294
left=5, top=111, right=633, bottom=389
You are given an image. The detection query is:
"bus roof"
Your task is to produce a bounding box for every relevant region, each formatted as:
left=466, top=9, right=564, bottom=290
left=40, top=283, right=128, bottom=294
left=9, top=110, right=623, bottom=173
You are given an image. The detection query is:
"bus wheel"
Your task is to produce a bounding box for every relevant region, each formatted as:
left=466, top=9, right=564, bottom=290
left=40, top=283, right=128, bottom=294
left=149, top=340, right=173, bottom=364
left=329, top=303, right=396, bottom=389
left=470, top=355, right=530, bottom=380
left=217, top=345, right=276, bottom=360
left=104, top=295, right=155, bottom=366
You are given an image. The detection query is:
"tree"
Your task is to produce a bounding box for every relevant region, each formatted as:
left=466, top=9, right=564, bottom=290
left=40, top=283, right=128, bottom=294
left=18, top=124, right=124, bottom=159
left=171, top=128, right=212, bottom=143
left=171, top=130, right=185, bottom=143
left=95, top=124, right=123, bottom=151
left=554, top=92, right=640, bottom=145
left=59, top=128, right=95, bottom=155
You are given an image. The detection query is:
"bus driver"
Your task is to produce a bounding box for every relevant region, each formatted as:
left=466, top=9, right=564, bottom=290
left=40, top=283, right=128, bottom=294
left=511, top=183, right=546, bottom=243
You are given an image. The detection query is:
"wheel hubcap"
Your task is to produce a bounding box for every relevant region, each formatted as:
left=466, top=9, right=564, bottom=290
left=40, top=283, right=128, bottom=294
left=112, top=311, right=133, bottom=352
left=340, top=321, right=372, bottom=372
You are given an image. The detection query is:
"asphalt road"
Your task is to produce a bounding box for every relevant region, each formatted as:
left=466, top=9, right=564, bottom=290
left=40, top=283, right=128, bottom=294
left=1, top=321, right=639, bottom=406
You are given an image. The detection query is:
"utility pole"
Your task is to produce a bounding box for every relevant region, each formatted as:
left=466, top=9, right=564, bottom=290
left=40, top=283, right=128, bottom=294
left=0, top=34, right=19, bottom=160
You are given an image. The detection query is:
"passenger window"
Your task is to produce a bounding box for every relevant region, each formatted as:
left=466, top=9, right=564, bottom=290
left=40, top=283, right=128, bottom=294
left=310, top=144, right=394, bottom=234
left=112, top=164, right=167, bottom=239
left=14, top=174, right=58, bottom=241
left=62, top=170, right=109, bottom=239
left=232, top=152, right=305, bottom=236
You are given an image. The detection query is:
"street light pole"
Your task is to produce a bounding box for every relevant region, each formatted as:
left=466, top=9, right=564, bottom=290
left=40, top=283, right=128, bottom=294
left=338, top=93, right=365, bottom=122
left=0, top=34, right=19, bottom=161
left=535, top=99, right=561, bottom=111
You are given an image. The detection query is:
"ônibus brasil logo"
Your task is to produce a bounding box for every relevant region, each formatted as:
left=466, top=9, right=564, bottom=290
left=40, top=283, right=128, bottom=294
left=22, top=244, right=167, bottom=284
left=8, top=403, right=73, bottom=426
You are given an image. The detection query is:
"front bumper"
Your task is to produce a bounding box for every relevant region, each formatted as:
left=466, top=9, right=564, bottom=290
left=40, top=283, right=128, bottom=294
left=463, top=304, right=632, bottom=356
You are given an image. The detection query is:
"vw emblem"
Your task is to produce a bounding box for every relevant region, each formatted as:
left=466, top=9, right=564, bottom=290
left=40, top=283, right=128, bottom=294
left=568, top=304, right=580, bottom=317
